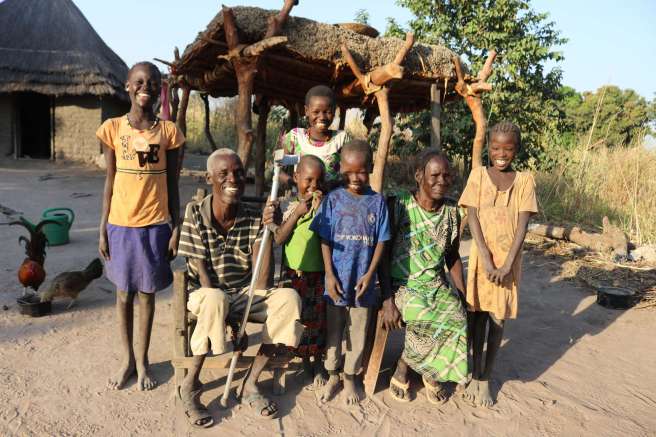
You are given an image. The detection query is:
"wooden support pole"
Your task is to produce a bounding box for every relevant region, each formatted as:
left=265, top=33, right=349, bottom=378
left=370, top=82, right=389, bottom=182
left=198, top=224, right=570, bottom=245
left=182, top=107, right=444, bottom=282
left=430, top=83, right=441, bottom=151
left=176, top=85, right=190, bottom=179
left=222, top=2, right=296, bottom=170
left=201, top=94, right=217, bottom=151
left=370, top=87, right=392, bottom=192
left=338, top=105, right=347, bottom=131
left=452, top=50, right=496, bottom=169
left=255, top=96, right=270, bottom=196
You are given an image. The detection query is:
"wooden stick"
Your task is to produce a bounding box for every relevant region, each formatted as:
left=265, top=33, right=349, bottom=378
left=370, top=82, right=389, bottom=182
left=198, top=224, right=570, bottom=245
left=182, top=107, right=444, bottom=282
left=243, top=36, right=288, bottom=57
left=340, top=44, right=366, bottom=86
left=201, top=94, right=217, bottom=151
left=176, top=85, right=190, bottom=179
left=255, top=96, right=271, bottom=196
left=222, top=5, right=240, bottom=50
left=363, top=309, right=388, bottom=396
left=153, top=57, right=174, bottom=67
left=264, top=0, right=298, bottom=39
left=430, top=83, right=441, bottom=150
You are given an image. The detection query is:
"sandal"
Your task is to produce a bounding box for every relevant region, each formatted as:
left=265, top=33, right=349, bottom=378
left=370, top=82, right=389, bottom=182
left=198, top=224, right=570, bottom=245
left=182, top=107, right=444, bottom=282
left=177, top=386, right=214, bottom=429
left=422, top=376, right=448, bottom=405
left=388, top=376, right=411, bottom=403
left=241, top=392, right=279, bottom=419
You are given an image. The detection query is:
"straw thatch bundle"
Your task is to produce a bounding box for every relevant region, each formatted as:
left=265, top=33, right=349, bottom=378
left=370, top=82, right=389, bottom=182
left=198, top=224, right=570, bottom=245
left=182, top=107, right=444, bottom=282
left=177, top=6, right=462, bottom=111
left=0, top=0, right=127, bottom=98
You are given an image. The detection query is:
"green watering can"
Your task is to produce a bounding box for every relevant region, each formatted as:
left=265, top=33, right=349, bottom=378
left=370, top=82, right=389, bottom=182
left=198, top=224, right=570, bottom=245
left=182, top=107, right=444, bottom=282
left=40, top=208, right=75, bottom=246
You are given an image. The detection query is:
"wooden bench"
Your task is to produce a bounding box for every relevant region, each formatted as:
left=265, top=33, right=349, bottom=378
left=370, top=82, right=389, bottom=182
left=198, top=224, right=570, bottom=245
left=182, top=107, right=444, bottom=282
left=171, top=269, right=288, bottom=395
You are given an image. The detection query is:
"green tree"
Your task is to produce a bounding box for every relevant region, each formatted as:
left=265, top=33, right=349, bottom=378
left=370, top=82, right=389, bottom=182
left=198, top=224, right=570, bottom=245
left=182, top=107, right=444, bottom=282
left=386, top=0, right=567, bottom=168
left=562, top=85, right=655, bottom=147
left=354, top=9, right=370, bottom=25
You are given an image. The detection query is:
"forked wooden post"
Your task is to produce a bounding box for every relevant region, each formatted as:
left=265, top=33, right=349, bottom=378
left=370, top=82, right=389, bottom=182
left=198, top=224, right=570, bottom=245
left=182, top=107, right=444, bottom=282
left=452, top=50, right=496, bottom=168
left=340, top=32, right=414, bottom=191
left=221, top=1, right=296, bottom=169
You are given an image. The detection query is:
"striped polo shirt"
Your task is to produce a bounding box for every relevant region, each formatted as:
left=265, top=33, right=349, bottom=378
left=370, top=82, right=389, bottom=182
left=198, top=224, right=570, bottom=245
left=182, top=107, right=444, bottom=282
left=178, top=194, right=263, bottom=292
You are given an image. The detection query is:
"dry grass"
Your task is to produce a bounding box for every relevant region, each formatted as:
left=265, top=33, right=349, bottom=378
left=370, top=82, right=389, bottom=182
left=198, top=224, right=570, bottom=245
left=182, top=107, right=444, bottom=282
left=535, top=141, right=656, bottom=245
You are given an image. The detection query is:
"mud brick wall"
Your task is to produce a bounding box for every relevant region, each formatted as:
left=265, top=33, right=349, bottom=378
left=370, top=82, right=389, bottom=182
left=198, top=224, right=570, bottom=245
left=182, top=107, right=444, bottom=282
left=54, top=95, right=102, bottom=162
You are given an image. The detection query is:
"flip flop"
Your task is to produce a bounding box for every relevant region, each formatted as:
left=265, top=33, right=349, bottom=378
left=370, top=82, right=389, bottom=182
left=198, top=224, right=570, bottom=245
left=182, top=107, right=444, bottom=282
left=241, top=392, right=279, bottom=419
left=388, top=376, right=411, bottom=403
left=177, top=386, right=214, bottom=429
left=422, top=376, right=448, bottom=405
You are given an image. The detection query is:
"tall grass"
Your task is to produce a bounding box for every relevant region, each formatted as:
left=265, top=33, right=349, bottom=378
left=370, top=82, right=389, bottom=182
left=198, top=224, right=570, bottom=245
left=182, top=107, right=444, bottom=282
left=535, top=140, right=656, bottom=245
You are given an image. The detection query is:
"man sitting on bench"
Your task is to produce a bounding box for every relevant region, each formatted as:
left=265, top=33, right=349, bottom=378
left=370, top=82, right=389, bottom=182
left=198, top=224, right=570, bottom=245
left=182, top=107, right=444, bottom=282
left=177, top=148, right=303, bottom=427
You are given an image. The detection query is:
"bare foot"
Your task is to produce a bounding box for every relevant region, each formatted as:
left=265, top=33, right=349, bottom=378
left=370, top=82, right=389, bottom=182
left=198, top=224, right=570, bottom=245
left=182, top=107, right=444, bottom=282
left=477, top=380, right=494, bottom=407
left=462, top=379, right=479, bottom=403
left=312, top=360, right=328, bottom=389
left=136, top=363, right=158, bottom=391
left=108, top=361, right=136, bottom=390
left=343, top=374, right=363, bottom=406
left=319, top=373, right=341, bottom=403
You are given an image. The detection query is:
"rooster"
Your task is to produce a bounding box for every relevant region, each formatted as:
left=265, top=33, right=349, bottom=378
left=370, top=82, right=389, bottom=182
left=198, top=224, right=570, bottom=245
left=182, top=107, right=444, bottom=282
left=10, top=217, right=57, bottom=294
left=40, top=258, right=103, bottom=309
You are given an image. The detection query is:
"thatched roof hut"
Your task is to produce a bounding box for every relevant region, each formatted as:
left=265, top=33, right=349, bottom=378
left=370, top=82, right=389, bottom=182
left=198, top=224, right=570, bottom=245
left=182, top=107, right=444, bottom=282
left=177, top=6, right=461, bottom=112
left=0, top=0, right=129, bottom=162
left=0, top=0, right=127, bottom=98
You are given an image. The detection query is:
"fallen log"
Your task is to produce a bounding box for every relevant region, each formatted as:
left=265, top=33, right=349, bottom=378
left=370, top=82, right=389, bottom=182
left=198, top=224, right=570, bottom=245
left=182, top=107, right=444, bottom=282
left=528, top=216, right=629, bottom=261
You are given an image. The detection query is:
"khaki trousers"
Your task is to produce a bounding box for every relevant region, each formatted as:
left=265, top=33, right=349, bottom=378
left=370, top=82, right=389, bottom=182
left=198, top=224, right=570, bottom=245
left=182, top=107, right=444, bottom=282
left=324, top=304, right=373, bottom=375
left=187, top=286, right=303, bottom=356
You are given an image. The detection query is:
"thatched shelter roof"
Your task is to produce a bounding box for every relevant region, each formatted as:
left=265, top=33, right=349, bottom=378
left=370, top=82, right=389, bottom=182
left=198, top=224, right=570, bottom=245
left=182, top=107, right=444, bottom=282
left=0, top=0, right=128, bottom=99
left=177, top=6, right=463, bottom=112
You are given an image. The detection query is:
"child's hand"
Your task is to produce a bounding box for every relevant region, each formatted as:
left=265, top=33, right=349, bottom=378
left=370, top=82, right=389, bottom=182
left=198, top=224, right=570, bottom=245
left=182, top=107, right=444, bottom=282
left=355, top=272, right=373, bottom=300
left=99, top=231, right=110, bottom=261
left=167, top=228, right=180, bottom=261
left=262, top=199, right=280, bottom=226
left=480, top=252, right=497, bottom=281
left=294, top=193, right=313, bottom=218
left=325, top=273, right=344, bottom=303
left=382, top=297, right=402, bottom=330
left=489, top=264, right=512, bottom=286
left=311, top=190, right=323, bottom=211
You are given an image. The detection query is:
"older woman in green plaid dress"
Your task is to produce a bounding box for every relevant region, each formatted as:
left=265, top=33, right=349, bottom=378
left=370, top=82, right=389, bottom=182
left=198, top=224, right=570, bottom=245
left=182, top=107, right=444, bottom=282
left=381, top=149, right=468, bottom=404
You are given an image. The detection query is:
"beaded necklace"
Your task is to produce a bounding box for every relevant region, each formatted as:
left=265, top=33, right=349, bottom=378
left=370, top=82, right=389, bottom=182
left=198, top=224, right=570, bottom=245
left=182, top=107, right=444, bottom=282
left=126, top=114, right=159, bottom=130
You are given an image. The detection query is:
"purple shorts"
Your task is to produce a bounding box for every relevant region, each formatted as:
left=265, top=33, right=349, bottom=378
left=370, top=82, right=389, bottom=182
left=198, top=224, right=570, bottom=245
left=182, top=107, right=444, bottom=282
left=105, top=223, right=172, bottom=293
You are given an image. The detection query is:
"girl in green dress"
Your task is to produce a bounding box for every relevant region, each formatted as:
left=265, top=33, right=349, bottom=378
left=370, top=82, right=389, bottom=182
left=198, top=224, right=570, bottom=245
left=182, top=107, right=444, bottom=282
left=380, top=148, right=468, bottom=404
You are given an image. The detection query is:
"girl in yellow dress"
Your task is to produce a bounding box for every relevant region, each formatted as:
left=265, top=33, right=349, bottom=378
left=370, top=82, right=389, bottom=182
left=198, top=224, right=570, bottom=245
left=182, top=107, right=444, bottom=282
left=458, top=121, right=538, bottom=407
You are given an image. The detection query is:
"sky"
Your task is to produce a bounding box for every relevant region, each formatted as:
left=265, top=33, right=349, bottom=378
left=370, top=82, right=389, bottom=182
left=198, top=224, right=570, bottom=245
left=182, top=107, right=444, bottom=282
left=71, top=0, right=656, bottom=99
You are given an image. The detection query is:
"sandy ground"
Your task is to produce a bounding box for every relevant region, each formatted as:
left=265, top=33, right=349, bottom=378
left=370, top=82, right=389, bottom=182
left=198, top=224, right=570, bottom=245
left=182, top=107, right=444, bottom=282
left=1, top=159, right=655, bottom=437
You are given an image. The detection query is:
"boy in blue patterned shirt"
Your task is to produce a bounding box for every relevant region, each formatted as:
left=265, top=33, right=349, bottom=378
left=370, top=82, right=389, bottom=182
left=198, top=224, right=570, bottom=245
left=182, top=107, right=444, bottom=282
left=310, top=140, right=390, bottom=405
